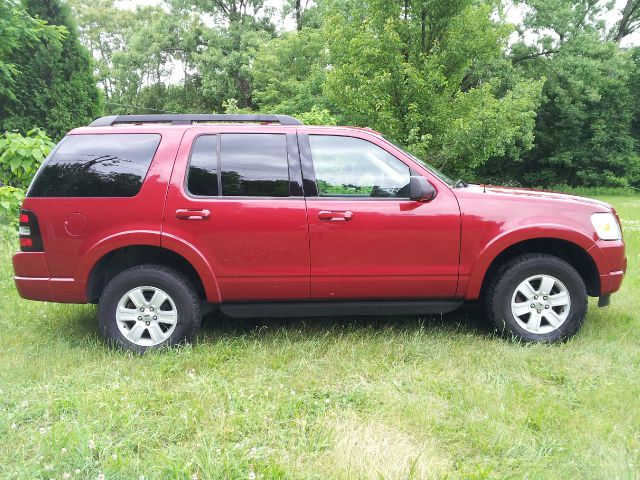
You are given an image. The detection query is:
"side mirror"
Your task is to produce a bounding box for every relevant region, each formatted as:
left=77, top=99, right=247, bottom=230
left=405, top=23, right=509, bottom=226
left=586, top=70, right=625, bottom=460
left=409, top=175, right=436, bottom=202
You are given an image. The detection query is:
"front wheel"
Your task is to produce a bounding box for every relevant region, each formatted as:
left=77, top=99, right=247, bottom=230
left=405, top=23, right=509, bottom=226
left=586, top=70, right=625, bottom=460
left=98, top=264, right=201, bottom=352
left=485, top=254, right=588, bottom=342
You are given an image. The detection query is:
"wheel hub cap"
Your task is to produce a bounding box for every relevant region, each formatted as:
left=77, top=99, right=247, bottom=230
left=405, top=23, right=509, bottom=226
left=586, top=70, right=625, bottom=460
left=116, top=286, right=178, bottom=346
left=510, top=274, right=571, bottom=334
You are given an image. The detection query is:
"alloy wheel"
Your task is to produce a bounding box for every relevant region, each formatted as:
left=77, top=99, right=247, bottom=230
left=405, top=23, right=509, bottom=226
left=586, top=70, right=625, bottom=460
left=115, top=286, right=178, bottom=346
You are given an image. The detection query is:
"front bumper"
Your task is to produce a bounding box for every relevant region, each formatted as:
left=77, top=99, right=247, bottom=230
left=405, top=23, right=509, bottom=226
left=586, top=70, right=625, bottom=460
left=588, top=239, right=627, bottom=304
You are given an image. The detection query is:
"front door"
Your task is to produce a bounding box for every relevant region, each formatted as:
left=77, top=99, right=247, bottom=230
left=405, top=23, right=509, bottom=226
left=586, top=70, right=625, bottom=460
left=163, top=127, right=310, bottom=301
left=301, top=132, right=461, bottom=300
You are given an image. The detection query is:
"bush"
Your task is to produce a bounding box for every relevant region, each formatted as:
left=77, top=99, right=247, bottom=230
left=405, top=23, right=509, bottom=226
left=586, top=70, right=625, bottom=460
left=298, top=106, right=337, bottom=126
left=0, top=186, right=25, bottom=225
left=0, top=128, right=54, bottom=223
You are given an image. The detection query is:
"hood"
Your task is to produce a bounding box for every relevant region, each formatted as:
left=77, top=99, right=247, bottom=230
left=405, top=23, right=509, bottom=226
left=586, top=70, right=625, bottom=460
left=462, top=184, right=613, bottom=211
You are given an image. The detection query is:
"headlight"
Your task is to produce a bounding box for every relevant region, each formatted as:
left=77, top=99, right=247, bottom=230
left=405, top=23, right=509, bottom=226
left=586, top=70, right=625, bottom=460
left=591, top=212, right=621, bottom=240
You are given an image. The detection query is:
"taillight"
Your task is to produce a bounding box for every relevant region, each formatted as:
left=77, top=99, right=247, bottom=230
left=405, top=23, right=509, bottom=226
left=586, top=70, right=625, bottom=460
left=18, top=209, right=43, bottom=252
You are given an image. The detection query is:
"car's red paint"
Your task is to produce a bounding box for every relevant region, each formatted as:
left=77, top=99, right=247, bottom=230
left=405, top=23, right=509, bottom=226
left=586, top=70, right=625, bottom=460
left=454, top=185, right=618, bottom=299
left=163, top=126, right=310, bottom=301
left=302, top=129, right=461, bottom=300
left=13, top=123, right=626, bottom=307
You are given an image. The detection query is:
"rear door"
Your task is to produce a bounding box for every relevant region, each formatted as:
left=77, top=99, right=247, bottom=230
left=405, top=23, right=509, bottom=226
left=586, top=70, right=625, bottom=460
left=300, top=132, right=461, bottom=300
left=163, top=127, right=310, bottom=302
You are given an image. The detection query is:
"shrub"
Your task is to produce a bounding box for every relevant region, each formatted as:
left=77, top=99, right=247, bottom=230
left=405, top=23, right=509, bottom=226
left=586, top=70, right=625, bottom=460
left=0, top=128, right=55, bottom=223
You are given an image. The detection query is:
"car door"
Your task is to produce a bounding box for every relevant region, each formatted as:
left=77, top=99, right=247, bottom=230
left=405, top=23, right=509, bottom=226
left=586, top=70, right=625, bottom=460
left=300, top=131, right=461, bottom=300
left=163, top=127, right=310, bottom=302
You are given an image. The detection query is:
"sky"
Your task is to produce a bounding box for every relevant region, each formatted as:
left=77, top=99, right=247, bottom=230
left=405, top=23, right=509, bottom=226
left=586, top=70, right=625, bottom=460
left=116, top=0, right=639, bottom=47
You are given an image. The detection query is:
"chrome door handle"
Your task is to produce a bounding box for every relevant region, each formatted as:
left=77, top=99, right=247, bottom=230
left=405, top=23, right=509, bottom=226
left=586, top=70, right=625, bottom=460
left=318, top=210, right=354, bottom=221
left=175, top=208, right=211, bottom=220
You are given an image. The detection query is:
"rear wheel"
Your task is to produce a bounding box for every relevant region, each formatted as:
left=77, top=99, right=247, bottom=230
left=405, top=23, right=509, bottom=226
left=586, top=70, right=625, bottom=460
left=98, top=264, right=201, bottom=352
left=485, top=254, right=588, bottom=342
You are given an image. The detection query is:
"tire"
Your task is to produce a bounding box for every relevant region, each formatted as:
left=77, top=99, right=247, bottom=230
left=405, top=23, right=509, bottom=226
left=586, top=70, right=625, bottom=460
left=98, top=264, right=201, bottom=353
left=484, top=254, right=588, bottom=342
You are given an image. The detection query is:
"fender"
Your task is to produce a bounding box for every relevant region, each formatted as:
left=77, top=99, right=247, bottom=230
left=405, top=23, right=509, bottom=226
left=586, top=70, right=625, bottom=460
left=463, top=225, right=597, bottom=300
left=160, top=232, right=222, bottom=302
left=76, top=230, right=161, bottom=286
left=76, top=230, right=221, bottom=303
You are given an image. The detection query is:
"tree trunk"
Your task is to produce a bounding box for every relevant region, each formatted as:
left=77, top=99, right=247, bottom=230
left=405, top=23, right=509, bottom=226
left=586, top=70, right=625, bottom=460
left=616, top=0, right=638, bottom=43
left=421, top=8, right=426, bottom=53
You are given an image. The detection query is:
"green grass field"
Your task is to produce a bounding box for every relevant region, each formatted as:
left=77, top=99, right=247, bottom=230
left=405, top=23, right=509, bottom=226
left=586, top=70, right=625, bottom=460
left=1, top=195, right=638, bottom=480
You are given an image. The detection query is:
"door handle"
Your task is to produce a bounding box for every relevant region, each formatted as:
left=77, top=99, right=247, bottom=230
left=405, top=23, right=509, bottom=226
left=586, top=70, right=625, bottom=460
left=175, top=208, right=211, bottom=220
left=318, top=210, right=354, bottom=221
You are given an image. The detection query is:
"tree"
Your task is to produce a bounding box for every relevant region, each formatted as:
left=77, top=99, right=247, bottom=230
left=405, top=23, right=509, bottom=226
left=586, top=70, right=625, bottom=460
left=614, top=0, right=640, bottom=44
left=281, top=0, right=315, bottom=30
left=252, top=28, right=329, bottom=114
left=188, top=0, right=276, bottom=109
left=320, top=0, right=543, bottom=177
left=489, top=0, right=640, bottom=187
left=195, top=20, right=274, bottom=110
left=0, top=0, right=102, bottom=139
left=0, top=0, right=65, bottom=113
left=67, top=0, right=137, bottom=101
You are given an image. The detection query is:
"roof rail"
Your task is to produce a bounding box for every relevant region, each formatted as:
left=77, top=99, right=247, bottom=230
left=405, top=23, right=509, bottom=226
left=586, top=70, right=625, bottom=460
left=89, top=114, right=303, bottom=127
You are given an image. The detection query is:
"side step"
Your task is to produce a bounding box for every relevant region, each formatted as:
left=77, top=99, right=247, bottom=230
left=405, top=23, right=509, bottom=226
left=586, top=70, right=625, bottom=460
left=219, top=300, right=463, bottom=319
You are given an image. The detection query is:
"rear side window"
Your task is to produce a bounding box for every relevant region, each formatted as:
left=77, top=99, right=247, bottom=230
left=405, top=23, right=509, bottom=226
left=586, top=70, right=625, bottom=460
left=186, top=134, right=290, bottom=197
left=221, top=134, right=289, bottom=197
left=28, top=134, right=161, bottom=197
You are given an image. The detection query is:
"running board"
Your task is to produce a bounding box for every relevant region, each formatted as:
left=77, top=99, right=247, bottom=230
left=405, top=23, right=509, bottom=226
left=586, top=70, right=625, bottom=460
left=219, top=300, right=463, bottom=318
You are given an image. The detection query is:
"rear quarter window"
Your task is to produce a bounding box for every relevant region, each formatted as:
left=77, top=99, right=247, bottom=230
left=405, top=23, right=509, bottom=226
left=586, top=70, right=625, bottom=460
left=28, top=133, right=161, bottom=197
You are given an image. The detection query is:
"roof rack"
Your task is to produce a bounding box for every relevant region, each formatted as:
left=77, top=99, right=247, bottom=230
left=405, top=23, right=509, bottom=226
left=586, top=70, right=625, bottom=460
left=89, top=114, right=303, bottom=127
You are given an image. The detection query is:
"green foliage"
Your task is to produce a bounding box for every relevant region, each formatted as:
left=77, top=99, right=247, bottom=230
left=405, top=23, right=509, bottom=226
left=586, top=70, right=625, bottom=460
left=222, top=98, right=254, bottom=114
left=0, top=128, right=53, bottom=189
left=0, top=185, right=25, bottom=225
left=477, top=0, right=640, bottom=188
left=0, top=128, right=54, bottom=224
left=2, top=0, right=640, bottom=188
left=0, top=0, right=102, bottom=140
left=0, top=0, right=66, bottom=104
left=298, top=106, right=338, bottom=125
left=320, top=1, right=544, bottom=177
left=252, top=29, right=329, bottom=115
left=196, top=21, right=274, bottom=110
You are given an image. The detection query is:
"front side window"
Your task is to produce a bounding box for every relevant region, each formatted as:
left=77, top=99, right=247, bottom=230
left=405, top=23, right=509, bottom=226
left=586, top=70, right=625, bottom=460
left=28, top=133, right=161, bottom=197
left=309, top=135, right=411, bottom=198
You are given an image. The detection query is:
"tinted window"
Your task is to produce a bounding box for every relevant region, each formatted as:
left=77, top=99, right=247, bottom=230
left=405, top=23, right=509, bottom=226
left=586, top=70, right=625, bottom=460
left=221, top=134, right=289, bottom=197
left=28, top=134, right=160, bottom=197
left=309, top=135, right=410, bottom=198
left=187, top=135, right=218, bottom=196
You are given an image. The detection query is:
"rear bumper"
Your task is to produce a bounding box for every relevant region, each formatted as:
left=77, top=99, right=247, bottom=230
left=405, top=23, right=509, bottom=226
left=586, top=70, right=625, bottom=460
left=13, top=252, right=87, bottom=303
left=14, top=276, right=54, bottom=302
left=14, top=276, right=87, bottom=303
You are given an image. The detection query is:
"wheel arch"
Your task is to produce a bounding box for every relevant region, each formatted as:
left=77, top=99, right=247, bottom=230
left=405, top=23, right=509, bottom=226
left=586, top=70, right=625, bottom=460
left=466, top=231, right=600, bottom=300
left=86, top=244, right=220, bottom=303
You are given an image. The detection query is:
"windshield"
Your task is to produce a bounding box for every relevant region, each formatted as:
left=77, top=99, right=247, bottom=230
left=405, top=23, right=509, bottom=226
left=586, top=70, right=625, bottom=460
left=382, top=137, right=455, bottom=186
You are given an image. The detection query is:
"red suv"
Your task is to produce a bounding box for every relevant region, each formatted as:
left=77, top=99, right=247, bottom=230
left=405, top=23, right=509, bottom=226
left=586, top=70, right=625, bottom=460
left=13, top=114, right=626, bottom=351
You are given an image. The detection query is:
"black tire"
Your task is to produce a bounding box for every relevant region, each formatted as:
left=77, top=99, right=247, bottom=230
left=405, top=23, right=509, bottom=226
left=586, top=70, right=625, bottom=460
left=484, top=254, right=588, bottom=342
left=98, top=264, right=201, bottom=353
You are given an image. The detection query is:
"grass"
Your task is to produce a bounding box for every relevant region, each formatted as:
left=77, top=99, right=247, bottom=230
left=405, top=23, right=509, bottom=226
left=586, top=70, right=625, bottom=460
left=0, top=194, right=638, bottom=480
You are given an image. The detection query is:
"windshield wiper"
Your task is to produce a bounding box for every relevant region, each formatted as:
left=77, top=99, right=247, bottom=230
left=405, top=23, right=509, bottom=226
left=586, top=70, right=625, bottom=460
left=453, top=178, right=468, bottom=188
